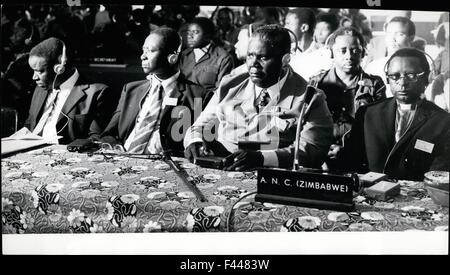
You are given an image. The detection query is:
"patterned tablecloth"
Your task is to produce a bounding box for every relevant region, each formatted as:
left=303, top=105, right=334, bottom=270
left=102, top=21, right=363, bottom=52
left=1, top=145, right=448, bottom=234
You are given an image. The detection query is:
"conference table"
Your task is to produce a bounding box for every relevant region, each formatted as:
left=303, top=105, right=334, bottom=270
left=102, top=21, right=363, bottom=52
left=1, top=145, right=448, bottom=234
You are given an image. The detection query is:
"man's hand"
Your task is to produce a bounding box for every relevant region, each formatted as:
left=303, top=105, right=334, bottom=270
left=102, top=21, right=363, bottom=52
left=224, top=150, right=264, bottom=171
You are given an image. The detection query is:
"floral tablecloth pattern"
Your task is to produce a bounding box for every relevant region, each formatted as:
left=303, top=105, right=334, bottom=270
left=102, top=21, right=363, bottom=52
left=2, top=146, right=448, bottom=233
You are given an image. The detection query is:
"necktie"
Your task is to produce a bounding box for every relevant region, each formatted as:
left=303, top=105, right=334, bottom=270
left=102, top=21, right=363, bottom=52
left=127, top=84, right=164, bottom=154
left=395, top=108, right=410, bottom=142
left=255, top=89, right=270, bottom=112
left=32, top=89, right=61, bottom=135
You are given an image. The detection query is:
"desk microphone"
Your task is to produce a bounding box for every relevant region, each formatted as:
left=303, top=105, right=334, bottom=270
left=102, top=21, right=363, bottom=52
left=293, top=84, right=317, bottom=170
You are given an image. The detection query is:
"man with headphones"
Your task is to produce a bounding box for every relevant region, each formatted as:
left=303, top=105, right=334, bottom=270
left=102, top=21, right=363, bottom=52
left=309, top=27, right=386, bottom=169
left=340, top=48, right=450, bottom=180
left=100, top=27, right=211, bottom=156
left=184, top=25, right=333, bottom=171
left=178, top=17, right=234, bottom=93
left=24, top=37, right=115, bottom=144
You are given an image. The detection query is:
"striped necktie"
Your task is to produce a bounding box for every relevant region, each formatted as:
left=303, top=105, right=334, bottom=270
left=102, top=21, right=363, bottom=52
left=32, top=89, right=60, bottom=135
left=127, top=84, right=164, bottom=154
left=255, top=89, right=270, bottom=113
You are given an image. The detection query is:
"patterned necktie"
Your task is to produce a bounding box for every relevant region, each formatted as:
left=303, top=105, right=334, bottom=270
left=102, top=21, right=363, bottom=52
left=255, top=89, right=270, bottom=112
left=395, top=108, right=410, bottom=142
left=32, top=89, right=60, bottom=135
left=127, top=84, right=164, bottom=154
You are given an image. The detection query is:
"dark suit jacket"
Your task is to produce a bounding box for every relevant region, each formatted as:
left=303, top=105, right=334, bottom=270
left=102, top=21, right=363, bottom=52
left=100, top=74, right=210, bottom=156
left=179, top=42, right=234, bottom=92
left=24, top=73, right=115, bottom=144
left=342, top=98, right=450, bottom=180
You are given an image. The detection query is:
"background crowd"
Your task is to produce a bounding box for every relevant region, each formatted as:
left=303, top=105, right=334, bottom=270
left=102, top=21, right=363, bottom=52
left=1, top=4, right=449, bottom=132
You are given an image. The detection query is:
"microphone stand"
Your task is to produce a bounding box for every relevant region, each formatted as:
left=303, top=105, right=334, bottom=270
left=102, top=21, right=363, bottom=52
left=162, top=151, right=208, bottom=202
left=293, top=85, right=316, bottom=171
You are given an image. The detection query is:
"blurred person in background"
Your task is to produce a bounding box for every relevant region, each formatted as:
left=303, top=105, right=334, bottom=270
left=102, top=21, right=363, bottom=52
left=234, top=7, right=281, bottom=63
left=365, top=16, right=418, bottom=97
left=178, top=17, right=234, bottom=93
left=329, top=9, right=372, bottom=43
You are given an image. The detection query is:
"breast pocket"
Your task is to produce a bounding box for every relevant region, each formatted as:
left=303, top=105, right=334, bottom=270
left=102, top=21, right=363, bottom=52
left=197, top=65, right=219, bottom=88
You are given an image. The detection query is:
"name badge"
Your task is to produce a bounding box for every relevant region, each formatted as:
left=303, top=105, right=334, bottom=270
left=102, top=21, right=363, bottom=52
left=163, top=97, right=178, bottom=106
left=414, top=139, right=434, bottom=154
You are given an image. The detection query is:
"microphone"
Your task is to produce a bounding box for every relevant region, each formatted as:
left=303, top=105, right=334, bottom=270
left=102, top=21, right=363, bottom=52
left=293, top=84, right=317, bottom=170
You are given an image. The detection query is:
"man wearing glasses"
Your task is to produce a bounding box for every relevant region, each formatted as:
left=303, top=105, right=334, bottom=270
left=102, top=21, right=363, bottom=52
left=340, top=48, right=450, bottom=180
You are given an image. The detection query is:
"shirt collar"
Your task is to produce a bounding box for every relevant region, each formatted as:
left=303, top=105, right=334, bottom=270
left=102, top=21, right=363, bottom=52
left=148, top=71, right=180, bottom=92
left=193, top=43, right=211, bottom=62
left=329, top=66, right=361, bottom=89
left=57, top=69, right=79, bottom=91
left=254, top=69, right=289, bottom=100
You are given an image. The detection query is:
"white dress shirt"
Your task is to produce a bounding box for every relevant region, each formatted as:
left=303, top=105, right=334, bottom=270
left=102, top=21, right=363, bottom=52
left=124, top=71, right=180, bottom=154
left=35, top=69, right=79, bottom=143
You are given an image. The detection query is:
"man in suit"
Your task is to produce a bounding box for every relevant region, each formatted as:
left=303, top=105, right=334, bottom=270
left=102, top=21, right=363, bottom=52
left=341, top=48, right=450, bottom=180
left=184, top=25, right=334, bottom=171
left=178, top=17, right=234, bottom=93
left=100, top=27, right=210, bottom=156
left=24, top=37, right=115, bottom=144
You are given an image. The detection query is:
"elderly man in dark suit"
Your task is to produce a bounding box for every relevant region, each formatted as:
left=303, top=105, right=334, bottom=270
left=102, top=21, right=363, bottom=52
left=24, top=37, right=115, bottom=144
left=184, top=25, right=334, bottom=171
left=341, top=48, right=450, bottom=180
left=100, top=27, right=210, bottom=156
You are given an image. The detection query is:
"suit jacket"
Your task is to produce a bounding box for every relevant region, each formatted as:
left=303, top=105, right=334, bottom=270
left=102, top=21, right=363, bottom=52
left=179, top=42, right=234, bottom=92
left=184, top=67, right=334, bottom=169
left=24, top=74, right=115, bottom=144
left=342, top=98, right=450, bottom=180
left=100, top=74, right=210, bottom=156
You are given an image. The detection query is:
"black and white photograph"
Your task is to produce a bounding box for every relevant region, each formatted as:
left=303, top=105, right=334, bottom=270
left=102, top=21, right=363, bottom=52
left=1, top=0, right=448, bottom=257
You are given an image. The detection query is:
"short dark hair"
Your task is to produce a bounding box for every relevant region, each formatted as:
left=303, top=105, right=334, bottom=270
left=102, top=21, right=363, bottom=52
left=190, top=17, right=216, bottom=39
left=287, top=8, right=316, bottom=34
left=151, top=27, right=181, bottom=55
left=29, top=37, right=65, bottom=67
left=253, top=24, right=291, bottom=55
left=386, top=16, right=416, bottom=37
left=316, top=12, right=340, bottom=33
left=385, top=47, right=431, bottom=81
left=327, top=26, right=366, bottom=49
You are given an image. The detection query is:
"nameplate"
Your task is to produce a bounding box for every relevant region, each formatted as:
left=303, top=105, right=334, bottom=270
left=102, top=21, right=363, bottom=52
left=255, top=168, right=358, bottom=211
left=414, top=139, right=434, bottom=154
left=163, top=97, right=178, bottom=106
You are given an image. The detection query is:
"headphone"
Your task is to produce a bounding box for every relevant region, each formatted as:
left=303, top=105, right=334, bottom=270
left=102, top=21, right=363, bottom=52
left=53, top=41, right=67, bottom=75
left=167, top=34, right=182, bottom=65
left=383, top=47, right=436, bottom=85
left=24, top=24, right=35, bottom=46
left=325, top=27, right=367, bottom=59
left=282, top=27, right=298, bottom=67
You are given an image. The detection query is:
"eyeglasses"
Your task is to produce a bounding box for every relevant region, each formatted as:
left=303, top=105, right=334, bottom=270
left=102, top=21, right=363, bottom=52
left=386, top=72, right=425, bottom=82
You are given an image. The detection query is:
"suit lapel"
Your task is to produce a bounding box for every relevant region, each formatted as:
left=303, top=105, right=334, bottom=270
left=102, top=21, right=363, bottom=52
left=160, top=77, right=184, bottom=121
left=124, top=81, right=152, bottom=135
left=58, top=84, right=87, bottom=123
left=379, top=99, right=397, bottom=149
left=33, top=87, right=50, bottom=123
left=278, top=68, right=304, bottom=109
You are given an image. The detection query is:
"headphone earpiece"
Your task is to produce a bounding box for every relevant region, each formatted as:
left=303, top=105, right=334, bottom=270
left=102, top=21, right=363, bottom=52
left=167, top=34, right=183, bottom=65
left=24, top=26, right=34, bottom=46
left=281, top=53, right=291, bottom=66
left=53, top=42, right=67, bottom=75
